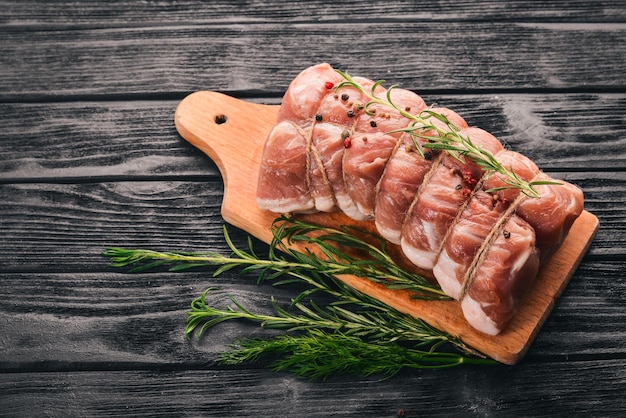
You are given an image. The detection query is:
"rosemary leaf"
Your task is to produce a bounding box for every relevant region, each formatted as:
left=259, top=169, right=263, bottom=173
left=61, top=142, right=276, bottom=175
left=334, top=69, right=562, bottom=198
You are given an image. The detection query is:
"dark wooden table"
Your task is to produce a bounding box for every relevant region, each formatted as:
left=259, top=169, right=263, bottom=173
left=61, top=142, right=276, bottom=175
left=1, top=1, right=625, bottom=416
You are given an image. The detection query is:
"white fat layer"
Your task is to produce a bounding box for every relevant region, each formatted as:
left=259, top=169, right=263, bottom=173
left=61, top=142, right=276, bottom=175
left=511, top=245, right=533, bottom=275
left=257, top=196, right=315, bottom=214
left=314, top=196, right=335, bottom=212
left=374, top=222, right=401, bottom=245
left=460, top=296, right=499, bottom=336
left=432, top=250, right=463, bottom=300
left=335, top=193, right=371, bottom=221
left=400, top=237, right=436, bottom=270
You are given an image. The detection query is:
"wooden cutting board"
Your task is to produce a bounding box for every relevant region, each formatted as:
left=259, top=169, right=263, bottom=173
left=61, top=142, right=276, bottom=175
left=174, top=90, right=599, bottom=365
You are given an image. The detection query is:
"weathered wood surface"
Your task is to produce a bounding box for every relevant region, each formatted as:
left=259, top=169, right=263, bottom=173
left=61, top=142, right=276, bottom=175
left=1, top=1, right=625, bottom=416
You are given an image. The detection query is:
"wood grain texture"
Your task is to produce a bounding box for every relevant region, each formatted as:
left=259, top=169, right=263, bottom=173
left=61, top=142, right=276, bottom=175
left=2, top=1, right=625, bottom=27
left=1, top=361, right=625, bottom=417
left=1, top=94, right=625, bottom=181
left=1, top=0, right=624, bottom=416
left=1, top=22, right=625, bottom=99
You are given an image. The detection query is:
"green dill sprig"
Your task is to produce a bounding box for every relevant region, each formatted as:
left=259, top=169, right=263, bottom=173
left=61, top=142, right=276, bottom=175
left=334, top=69, right=561, bottom=198
left=220, top=330, right=494, bottom=380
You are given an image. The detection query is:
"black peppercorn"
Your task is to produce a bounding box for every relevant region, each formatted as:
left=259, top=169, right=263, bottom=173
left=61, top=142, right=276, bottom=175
left=315, top=113, right=323, bottom=122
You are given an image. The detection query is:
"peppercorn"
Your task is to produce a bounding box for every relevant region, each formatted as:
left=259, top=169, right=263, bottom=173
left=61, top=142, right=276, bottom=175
left=503, top=230, right=511, bottom=239
left=423, top=151, right=432, bottom=160
left=324, top=81, right=334, bottom=89
left=341, top=93, right=349, bottom=101
left=315, top=113, right=323, bottom=122
left=347, top=110, right=355, bottom=118
left=370, top=120, right=377, bottom=128
left=344, top=138, right=352, bottom=148
left=341, top=130, right=350, bottom=140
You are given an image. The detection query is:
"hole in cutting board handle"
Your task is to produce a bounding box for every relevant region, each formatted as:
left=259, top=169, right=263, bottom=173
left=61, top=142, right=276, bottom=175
left=214, top=114, right=228, bottom=124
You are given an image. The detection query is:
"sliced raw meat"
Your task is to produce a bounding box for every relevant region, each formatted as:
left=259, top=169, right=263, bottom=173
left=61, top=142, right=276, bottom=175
left=257, top=121, right=314, bottom=213
left=516, top=174, right=584, bottom=260
left=342, top=130, right=400, bottom=220
left=278, top=63, right=343, bottom=123
left=341, top=88, right=428, bottom=220
left=461, top=215, right=540, bottom=335
left=401, top=127, right=504, bottom=270
left=375, top=108, right=468, bottom=244
left=483, top=150, right=540, bottom=203
left=318, top=76, right=379, bottom=127
left=432, top=190, right=506, bottom=300
left=257, top=63, right=586, bottom=336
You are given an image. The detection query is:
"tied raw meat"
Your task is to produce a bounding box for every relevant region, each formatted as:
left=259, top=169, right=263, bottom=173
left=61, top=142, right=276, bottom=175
left=256, top=63, right=584, bottom=335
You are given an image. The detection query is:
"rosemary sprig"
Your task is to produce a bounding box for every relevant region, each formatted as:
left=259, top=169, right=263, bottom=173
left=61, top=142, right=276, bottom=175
left=334, top=69, right=561, bottom=198
left=186, top=286, right=457, bottom=347
left=104, top=215, right=448, bottom=299
left=104, top=218, right=496, bottom=378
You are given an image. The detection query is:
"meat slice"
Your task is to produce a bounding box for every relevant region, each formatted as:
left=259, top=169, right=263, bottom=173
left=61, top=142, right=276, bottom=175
left=318, top=76, right=380, bottom=127
left=257, top=121, right=314, bottom=213
left=375, top=108, right=467, bottom=244
left=341, top=88, right=428, bottom=220
left=278, top=63, right=343, bottom=123
left=308, top=122, right=359, bottom=218
left=308, top=125, right=335, bottom=212
left=461, top=215, right=540, bottom=335
left=516, top=174, right=584, bottom=260
left=400, top=127, right=504, bottom=270
left=342, top=130, right=400, bottom=220
left=432, top=190, right=506, bottom=300
left=482, top=150, right=540, bottom=203
left=355, top=88, right=426, bottom=134
left=482, top=150, right=583, bottom=260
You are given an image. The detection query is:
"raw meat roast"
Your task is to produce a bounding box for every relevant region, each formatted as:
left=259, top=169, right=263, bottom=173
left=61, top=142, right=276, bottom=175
left=256, top=63, right=584, bottom=335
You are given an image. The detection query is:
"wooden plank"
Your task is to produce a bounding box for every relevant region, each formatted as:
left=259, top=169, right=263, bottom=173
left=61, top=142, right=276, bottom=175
left=0, top=170, right=619, bottom=273
left=1, top=94, right=624, bottom=180
left=0, top=173, right=619, bottom=269
left=1, top=22, right=625, bottom=98
left=2, top=1, right=624, bottom=27
left=174, top=90, right=601, bottom=364
left=0, top=101, right=220, bottom=180
left=0, top=260, right=623, bottom=369
left=1, top=362, right=624, bottom=417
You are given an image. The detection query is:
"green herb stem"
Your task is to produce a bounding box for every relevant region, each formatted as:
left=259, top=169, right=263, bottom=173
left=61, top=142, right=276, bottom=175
left=104, top=215, right=448, bottom=300
left=104, top=218, right=496, bottom=378
left=334, top=69, right=561, bottom=198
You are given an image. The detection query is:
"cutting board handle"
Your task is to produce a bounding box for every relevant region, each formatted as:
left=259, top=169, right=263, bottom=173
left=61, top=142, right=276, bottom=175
left=174, top=91, right=280, bottom=242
